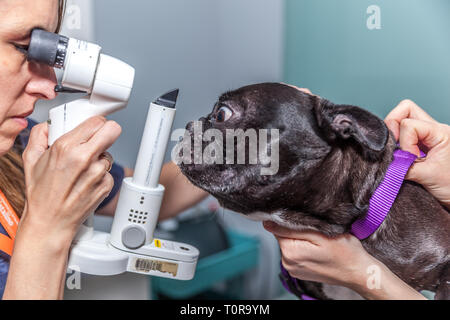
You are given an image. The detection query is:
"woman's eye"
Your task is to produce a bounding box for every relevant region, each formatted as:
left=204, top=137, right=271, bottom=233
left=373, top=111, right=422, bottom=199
left=13, top=43, right=29, bottom=55
left=215, top=106, right=233, bottom=122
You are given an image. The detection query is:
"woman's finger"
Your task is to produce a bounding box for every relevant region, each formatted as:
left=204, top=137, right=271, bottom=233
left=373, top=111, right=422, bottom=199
left=263, top=221, right=324, bottom=244
left=276, top=236, right=315, bottom=256
left=73, top=158, right=112, bottom=195
left=297, top=87, right=313, bottom=95
left=384, top=119, right=401, bottom=141
left=81, top=120, right=122, bottom=159
left=283, top=83, right=315, bottom=96
left=99, top=152, right=114, bottom=172
left=399, top=118, right=446, bottom=157
left=66, top=170, right=114, bottom=217
left=386, top=99, right=437, bottom=123
left=90, top=173, right=115, bottom=210
left=57, top=116, right=107, bottom=147
left=22, top=122, right=49, bottom=167
left=385, top=99, right=437, bottom=140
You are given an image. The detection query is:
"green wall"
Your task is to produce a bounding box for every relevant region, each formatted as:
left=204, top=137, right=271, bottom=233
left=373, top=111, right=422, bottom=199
left=284, top=0, right=450, bottom=123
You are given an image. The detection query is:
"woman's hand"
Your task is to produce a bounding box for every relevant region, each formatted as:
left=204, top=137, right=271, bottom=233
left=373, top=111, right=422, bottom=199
left=384, top=100, right=450, bottom=209
left=263, top=221, right=372, bottom=287
left=20, top=116, right=121, bottom=244
left=263, top=221, right=426, bottom=300
left=4, top=116, right=121, bottom=300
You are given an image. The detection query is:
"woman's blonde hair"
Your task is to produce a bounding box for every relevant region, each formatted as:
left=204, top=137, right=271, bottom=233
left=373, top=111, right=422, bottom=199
left=0, top=0, right=66, bottom=217
left=56, top=0, right=66, bottom=33
left=0, top=149, right=26, bottom=216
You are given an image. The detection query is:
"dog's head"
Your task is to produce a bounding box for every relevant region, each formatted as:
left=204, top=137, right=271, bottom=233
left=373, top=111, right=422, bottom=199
left=178, top=83, right=390, bottom=229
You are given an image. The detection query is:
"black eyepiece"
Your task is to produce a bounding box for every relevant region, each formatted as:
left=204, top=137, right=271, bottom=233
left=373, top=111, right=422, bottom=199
left=27, top=29, right=69, bottom=69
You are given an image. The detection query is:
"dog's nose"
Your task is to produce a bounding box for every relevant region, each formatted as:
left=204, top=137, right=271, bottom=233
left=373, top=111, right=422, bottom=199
left=186, top=117, right=208, bottom=131
left=186, top=121, right=194, bottom=132
left=199, top=117, right=213, bottom=131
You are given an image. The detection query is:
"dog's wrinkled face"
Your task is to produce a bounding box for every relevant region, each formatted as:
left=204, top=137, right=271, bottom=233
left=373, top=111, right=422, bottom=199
left=178, top=83, right=389, bottom=225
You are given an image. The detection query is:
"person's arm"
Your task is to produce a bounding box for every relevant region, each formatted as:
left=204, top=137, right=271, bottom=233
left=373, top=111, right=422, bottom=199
left=350, top=255, right=427, bottom=300
left=4, top=214, right=71, bottom=299
left=263, top=222, right=426, bottom=300
left=96, top=161, right=208, bottom=220
left=158, top=161, right=208, bottom=220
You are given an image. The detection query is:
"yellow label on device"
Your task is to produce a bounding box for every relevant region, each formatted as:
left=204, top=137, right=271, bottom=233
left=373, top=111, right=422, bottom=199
left=154, top=239, right=161, bottom=248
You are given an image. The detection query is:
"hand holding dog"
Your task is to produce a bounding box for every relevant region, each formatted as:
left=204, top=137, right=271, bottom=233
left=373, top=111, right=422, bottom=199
left=385, top=100, right=450, bottom=209
left=263, top=221, right=426, bottom=300
left=263, top=221, right=371, bottom=287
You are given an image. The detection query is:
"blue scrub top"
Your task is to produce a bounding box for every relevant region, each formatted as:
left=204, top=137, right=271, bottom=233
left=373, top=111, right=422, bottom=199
left=0, top=118, right=124, bottom=298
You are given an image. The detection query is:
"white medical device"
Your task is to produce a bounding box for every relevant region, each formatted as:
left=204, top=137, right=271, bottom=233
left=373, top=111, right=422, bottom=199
left=27, top=29, right=199, bottom=280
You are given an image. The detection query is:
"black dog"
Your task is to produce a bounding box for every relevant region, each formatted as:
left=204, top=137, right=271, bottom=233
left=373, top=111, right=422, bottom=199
left=178, top=83, right=449, bottom=299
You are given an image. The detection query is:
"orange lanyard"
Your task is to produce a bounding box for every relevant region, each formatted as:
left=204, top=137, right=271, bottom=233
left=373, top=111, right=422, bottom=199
left=0, top=189, right=20, bottom=256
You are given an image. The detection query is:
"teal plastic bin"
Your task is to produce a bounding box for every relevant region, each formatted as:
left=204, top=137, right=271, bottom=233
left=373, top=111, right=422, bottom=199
left=151, top=229, right=259, bottom=299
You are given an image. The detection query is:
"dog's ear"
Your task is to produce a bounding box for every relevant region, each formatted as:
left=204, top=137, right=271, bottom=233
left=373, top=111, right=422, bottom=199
left=314, top=99, right=389, bottom=157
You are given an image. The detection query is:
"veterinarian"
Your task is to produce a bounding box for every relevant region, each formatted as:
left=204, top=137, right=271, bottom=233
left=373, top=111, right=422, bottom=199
left=264, top=98, right=450, bottom=300
left=0, top=0, right=207, bottom=299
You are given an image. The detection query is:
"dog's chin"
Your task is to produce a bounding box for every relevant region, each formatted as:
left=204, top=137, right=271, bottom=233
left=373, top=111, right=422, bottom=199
left=243, top=211, right=320, bottom=232
left=179, top=162, right=244, bottom=195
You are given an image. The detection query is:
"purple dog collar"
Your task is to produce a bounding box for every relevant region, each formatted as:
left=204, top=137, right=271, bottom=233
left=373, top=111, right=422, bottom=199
left=350, top=148, right=422, bottom=240
left=280, top=147, right=424, bottom=299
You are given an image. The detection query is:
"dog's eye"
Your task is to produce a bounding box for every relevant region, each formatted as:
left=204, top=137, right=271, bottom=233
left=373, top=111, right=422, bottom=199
left=215, top=106, right=233, bottom=122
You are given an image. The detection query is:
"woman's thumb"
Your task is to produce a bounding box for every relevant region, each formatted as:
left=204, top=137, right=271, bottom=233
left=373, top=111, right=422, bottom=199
left=399, top=119, right=445, bottom=184
left=399, top=119, right=444, bottom=155
left=22, top=122, right=49, bottom=168
left=405, top=160, right=428, bottom=183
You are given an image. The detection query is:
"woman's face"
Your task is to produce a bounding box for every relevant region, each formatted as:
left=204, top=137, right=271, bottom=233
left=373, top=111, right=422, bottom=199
left=0, top=0, right=59, bottom=154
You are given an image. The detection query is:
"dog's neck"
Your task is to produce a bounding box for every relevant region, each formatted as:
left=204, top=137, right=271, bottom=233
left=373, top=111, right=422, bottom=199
left=289, top=135, right=397, bottom=235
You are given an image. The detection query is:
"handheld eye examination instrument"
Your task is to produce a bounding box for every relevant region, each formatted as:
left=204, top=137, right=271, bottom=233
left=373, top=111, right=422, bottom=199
left=27, top=29, right=199, bottom=279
